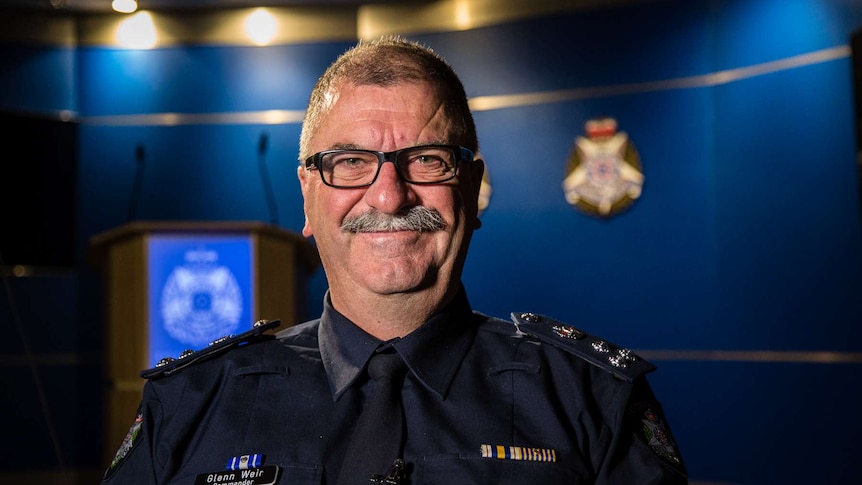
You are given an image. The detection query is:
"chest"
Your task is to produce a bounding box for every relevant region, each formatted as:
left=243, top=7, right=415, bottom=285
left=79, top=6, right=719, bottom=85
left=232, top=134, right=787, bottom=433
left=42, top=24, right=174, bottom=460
left=161, top=355, right=599, bottom=484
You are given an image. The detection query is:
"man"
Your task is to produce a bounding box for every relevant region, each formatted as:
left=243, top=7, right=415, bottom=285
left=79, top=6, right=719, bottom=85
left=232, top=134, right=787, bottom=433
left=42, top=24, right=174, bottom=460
left=103, top=36, right=688, bottom=484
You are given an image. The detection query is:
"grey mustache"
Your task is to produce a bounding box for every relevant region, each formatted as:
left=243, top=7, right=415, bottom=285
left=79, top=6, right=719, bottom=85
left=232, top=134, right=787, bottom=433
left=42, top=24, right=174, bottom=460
left=341, top=206, right=446, bottom=233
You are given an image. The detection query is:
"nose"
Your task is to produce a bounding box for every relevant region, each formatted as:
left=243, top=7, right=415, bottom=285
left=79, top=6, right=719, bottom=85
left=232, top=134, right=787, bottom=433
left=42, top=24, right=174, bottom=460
left=363, top=159, right=416, bottom=214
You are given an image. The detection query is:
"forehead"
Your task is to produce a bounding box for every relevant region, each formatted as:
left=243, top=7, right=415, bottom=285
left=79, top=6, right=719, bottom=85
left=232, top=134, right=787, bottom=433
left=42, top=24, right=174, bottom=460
left=310, top=82, right=453, bottom=150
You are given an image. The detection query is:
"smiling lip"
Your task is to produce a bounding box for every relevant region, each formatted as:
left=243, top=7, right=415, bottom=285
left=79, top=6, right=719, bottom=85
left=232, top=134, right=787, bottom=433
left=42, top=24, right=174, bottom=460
left=355, top=229, right=428, bottom=241
left=359, top=229, right=422, bottom=235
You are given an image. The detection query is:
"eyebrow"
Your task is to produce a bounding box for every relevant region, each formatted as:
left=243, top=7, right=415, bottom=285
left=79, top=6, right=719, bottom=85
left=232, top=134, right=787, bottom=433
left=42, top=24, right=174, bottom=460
left=326, top=142, right=363, bottom=151
left=324, top=141, right=453, bottom=152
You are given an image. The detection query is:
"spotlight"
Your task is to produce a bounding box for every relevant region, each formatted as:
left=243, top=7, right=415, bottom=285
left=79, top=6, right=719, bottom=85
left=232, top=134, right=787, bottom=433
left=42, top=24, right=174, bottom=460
left=244, top=9, right=278, bottom=46
left=112, top=0, right=138, bottom=14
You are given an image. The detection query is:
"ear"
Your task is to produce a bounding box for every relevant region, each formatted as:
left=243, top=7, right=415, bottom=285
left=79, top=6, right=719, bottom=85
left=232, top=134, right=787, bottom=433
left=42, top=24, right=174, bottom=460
left=302, top=218, right=313, bottom=237
left=297, top=165, right=314, bottom=237
left=297, top=164, right=309, bottom=191
left=468, top=157, right=485, bottom=229
left=470, top=157, right=485, bottom=190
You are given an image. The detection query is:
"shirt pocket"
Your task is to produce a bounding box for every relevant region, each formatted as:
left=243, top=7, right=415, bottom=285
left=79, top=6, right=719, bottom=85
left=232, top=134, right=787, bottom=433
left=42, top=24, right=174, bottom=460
left=416, top=455, right=586, bottom=484
left=277, top=462, right=323, bottom=484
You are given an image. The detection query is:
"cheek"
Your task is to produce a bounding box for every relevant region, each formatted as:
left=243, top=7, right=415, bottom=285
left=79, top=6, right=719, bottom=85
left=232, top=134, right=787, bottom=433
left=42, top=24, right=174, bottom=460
left=428, top=190, right=470, bottom=248
left=445, top=187, right=471, bottom=221
left=305, top=188, right=364, bottom=231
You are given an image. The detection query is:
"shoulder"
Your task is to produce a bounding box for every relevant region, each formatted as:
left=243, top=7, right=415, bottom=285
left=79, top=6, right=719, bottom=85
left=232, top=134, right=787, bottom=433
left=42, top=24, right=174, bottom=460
left=274, top=318, right=320, bottom=342
left=140, top=319, right=284, bottom=379
left=475, top=311, right=655, bottom=383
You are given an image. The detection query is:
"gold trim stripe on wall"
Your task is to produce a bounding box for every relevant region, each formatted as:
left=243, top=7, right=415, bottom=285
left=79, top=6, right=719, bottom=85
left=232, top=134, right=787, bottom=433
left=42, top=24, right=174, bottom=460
left=468, top=45, right=850, bottom=111
left=75, top=45, right=849, bottom=126
left=82, top=109, right=306, bottom=126
left=638, top=349, right=862, bottom=364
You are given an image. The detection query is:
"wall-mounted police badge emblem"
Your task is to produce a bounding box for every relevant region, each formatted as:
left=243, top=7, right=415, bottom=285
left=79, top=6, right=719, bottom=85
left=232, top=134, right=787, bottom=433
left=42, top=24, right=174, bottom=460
left=160, top=246, right=243, bottom=347
left=562, top=117, right=644, bottom=218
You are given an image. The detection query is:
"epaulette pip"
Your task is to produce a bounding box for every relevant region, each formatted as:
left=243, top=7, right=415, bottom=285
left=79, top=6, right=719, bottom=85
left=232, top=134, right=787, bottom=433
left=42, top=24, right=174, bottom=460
left=511, top=312, right=655, bottom=382
left=140, top=319, right=281, bottom=379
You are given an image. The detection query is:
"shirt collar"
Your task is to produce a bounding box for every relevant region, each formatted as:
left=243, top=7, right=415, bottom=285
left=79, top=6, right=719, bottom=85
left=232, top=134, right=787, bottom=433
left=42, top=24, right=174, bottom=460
left=319, top=286, right=477, bottom=401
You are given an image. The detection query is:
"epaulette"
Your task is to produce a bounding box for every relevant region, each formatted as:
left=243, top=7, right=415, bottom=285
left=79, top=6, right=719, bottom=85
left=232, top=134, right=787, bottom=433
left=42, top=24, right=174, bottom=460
left=511, top=312, right=655, bottom=382
left=140, top=319, right=281, bottom=379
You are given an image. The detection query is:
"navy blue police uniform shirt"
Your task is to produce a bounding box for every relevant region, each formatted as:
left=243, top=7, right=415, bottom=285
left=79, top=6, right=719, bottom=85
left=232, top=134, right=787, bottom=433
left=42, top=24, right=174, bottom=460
left=103, top=287, right=687, bottom=484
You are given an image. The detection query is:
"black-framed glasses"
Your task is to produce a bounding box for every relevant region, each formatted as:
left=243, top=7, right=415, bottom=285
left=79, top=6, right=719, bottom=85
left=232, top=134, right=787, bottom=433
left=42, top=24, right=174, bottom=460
left=304, top=144, right=474, bottom=188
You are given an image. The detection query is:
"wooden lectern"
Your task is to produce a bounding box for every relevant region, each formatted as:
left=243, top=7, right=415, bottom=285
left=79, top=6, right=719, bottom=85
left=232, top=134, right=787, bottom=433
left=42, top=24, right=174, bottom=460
left=89, top=221, right=319, bottom=465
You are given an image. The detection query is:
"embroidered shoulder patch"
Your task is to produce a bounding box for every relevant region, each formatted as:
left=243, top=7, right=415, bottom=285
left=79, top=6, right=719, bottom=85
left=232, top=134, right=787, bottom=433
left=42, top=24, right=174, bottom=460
left=627, top=401, right=685, bottom=473
left=106, top=409, right=143, bottom=477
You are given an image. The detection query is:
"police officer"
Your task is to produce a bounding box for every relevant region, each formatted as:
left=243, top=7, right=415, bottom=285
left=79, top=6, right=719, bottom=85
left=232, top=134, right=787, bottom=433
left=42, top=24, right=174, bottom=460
left=103, top=36, right=687, bottom=485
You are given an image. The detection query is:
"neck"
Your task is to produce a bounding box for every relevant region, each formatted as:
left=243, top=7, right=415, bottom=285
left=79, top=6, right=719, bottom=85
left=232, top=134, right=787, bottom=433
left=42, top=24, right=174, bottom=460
left=329, top=285, right=457, bottom=341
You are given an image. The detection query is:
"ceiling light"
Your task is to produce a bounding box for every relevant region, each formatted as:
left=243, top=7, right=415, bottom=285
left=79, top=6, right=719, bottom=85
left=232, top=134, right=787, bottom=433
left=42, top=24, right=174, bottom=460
left=115, top=12, right=157, bottom=48
left=112, top=0, right=138, bottom=14
left=244, top=9, right=278, bottom=46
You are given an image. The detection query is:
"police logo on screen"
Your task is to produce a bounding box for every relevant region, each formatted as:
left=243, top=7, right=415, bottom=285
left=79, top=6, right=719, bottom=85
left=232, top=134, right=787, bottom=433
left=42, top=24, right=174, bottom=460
left=562, top=117, right=644, bottom=218
left=160, top=247, right=243, bottom=347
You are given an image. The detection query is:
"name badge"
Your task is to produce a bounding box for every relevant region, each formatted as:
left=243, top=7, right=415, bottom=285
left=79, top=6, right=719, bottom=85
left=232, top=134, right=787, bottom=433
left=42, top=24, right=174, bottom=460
left=195, top=465, right=280, bottom=485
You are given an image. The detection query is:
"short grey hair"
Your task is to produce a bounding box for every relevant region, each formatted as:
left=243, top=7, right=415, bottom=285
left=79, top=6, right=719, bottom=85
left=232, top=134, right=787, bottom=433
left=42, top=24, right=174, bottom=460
left=298, top=35, right=478, bottom=162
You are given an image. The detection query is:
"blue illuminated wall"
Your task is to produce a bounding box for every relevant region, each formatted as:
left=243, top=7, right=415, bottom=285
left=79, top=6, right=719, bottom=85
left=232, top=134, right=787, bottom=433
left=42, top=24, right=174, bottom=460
left=2, top=0, right=862, bottom=483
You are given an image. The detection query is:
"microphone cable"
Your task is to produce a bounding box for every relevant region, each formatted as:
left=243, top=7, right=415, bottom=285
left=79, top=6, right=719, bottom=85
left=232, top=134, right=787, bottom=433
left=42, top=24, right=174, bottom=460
left=127, top=143, right=146, bottom=222
left=257, top=132, right=280, bottom=226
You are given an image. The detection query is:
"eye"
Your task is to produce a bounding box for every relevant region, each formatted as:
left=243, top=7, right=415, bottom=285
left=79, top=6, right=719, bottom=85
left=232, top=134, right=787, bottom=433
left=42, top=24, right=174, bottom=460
left=405, top=148, right=451, bottom=169
left=324, top=152, right=376, bottom=170
left=337, top=157, right=365, bottom=167
left=414, top=154, right=445, bottom=166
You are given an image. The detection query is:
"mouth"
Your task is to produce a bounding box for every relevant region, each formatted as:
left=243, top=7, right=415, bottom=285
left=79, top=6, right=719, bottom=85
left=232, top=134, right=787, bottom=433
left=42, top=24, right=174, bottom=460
left=355, top=229, right=428, bottom=251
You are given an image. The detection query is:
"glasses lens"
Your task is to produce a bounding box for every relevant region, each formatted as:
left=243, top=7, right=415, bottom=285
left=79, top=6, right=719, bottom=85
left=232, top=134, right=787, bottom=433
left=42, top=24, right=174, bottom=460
left=314, top=145, right=462, bottom=187
left=397, top=146, right=457, bottom=183
left=320, top=150, right=380, bottom=187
